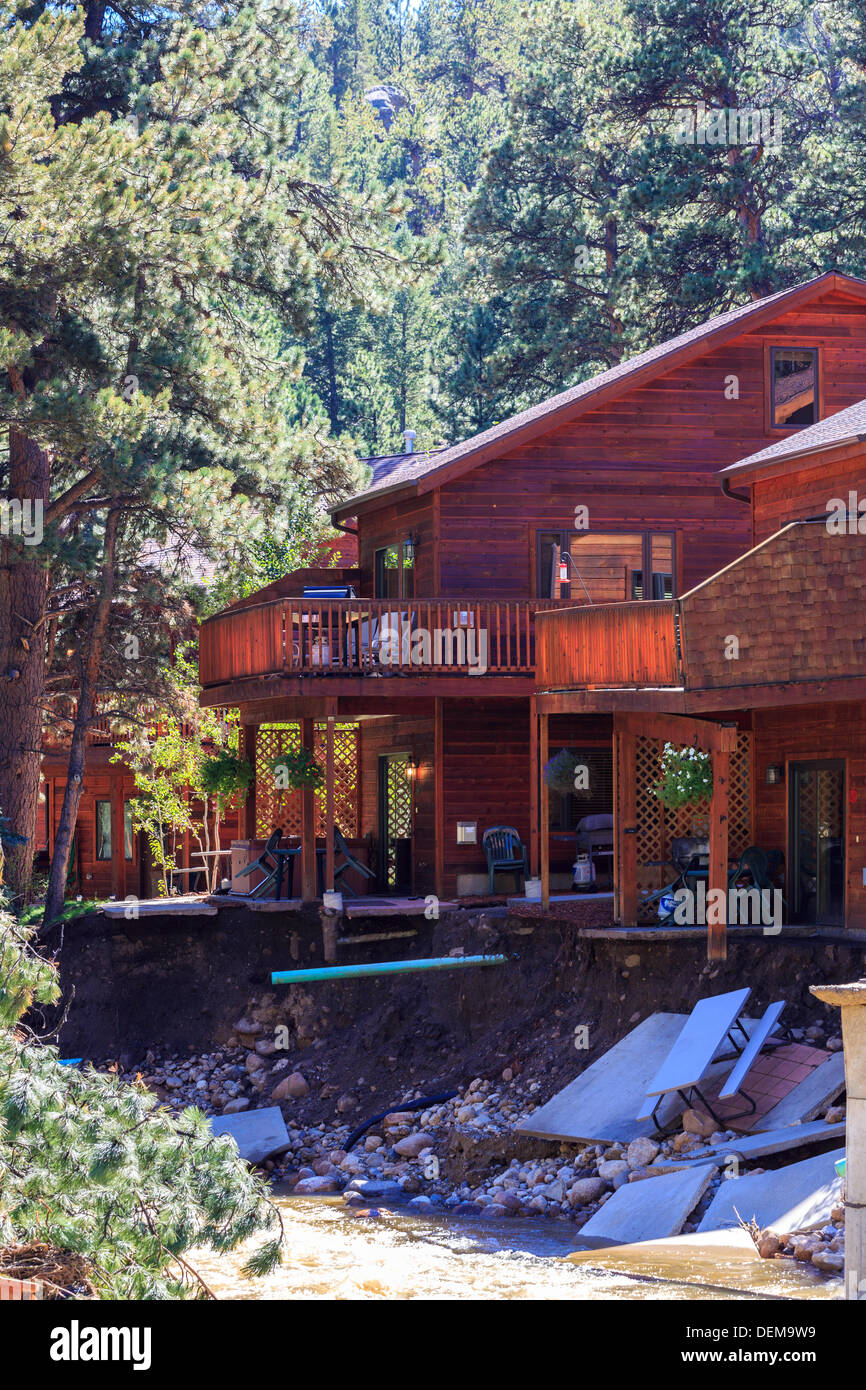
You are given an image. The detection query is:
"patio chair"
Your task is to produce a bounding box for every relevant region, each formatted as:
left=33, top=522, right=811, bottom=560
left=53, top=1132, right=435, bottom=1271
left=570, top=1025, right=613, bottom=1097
left=482, top=825, right=528, bottom=895
left=321, top=827, right=377, bottom=897
left=728, top=845, right=787, bottom=914
left=233, top=826, right=297, bottom=900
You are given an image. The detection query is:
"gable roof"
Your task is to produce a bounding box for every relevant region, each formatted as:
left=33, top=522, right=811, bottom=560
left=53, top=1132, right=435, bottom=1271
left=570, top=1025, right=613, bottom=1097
left=722, top=395, right=866, bottom=477
left=332, top=271, right=866, bottom=520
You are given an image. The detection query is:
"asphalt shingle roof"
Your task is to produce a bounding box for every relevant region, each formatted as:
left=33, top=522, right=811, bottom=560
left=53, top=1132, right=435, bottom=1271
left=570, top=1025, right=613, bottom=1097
left=723, top=395, right=866, bottom=475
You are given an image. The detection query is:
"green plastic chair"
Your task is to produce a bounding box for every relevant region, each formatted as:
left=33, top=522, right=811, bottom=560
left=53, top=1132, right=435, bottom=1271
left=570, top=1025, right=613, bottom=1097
left=482, top=826, right=528, bottom=894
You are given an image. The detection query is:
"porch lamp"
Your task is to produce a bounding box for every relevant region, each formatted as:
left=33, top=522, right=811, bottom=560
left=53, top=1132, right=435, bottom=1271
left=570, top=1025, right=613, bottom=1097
left=765, top=764, right=784, bottom=786
left=405, top=758, right=417, bottom=781
left=403, top=534, right=417, bottom=564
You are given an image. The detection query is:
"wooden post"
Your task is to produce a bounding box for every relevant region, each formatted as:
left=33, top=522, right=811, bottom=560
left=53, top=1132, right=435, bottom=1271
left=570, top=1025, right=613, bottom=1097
left=434, top=698, right=444, bottom=899
left=618, top=728, right=638, bottom=927
left=708, top=748, right=730, bottom=961
left=111, top=778, right=123, bottom=900
left=325, top=716, right=335, bottom=893
left=540, top=711, right=549, bottom=909
left=529, top=696, right=539, bottom=878
left=239, top=723, right=258, bottom=839
left=301, top=717, right=317, bottom=901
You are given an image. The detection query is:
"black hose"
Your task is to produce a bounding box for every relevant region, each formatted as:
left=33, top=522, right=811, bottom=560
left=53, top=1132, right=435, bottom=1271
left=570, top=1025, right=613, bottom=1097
left=344, top=1090, right=459, bottom=1151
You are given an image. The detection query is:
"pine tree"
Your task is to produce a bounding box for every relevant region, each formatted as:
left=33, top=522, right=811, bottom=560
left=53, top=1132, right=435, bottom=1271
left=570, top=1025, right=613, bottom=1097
left=0, top=907, right=282, bottom=1298
left=0, top=6, right=401, bottom=904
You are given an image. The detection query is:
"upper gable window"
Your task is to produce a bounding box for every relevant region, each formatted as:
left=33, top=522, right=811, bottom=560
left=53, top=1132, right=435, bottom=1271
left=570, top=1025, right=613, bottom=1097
left=771, top=347, right=818, bottom=429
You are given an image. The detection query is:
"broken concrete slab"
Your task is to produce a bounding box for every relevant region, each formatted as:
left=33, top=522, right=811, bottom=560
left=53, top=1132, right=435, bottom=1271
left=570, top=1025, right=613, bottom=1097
left=698, top=1146, right=845, bottom=1235
left=654, top=1120, right=846, bottom=1170
left=103, top=896, right=218, bottom=918
left=577, top=1163, right=716, bottom=1244
left=210, top=1106, right=290, bottom=1164
left=568, top=1224, right=760, bottom=1265
left=754, top=1053, right=845, bottom=1130
left=517, top=1013, right=696, bottom=1145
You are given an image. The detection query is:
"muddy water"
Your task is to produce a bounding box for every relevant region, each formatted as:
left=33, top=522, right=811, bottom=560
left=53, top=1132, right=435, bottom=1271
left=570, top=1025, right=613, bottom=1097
left=193, top=1196, right=840, bottom=1301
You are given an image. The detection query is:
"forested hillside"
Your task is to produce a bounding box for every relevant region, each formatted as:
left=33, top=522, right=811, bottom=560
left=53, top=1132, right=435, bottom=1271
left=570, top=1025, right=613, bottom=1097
left=289, top=0, right=866, bottom=455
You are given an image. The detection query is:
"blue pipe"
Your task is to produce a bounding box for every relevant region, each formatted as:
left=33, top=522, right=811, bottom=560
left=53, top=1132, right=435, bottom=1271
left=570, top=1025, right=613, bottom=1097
left=271, top=954, right=509, bottom=984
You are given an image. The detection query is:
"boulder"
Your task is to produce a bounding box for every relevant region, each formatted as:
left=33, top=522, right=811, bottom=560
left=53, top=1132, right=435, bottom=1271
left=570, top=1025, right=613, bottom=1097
left=393, top=1133, right=431, bottom=1158
left=627, top=1137, right=660, bottom=1169
left=682, top=1108, right=716, bottom=1138
left=568, top=1177, right=607, bottom=1206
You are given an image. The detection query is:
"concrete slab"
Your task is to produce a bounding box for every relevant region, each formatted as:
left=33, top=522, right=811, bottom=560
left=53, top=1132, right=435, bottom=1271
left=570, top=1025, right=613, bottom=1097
left=754, top=1053, right=846, bottom=1130
left=698, top=1146, right=846, bottom=1235
left=210, top=1106, right=290, bottom=1164
left=654, top=1120, right=846, bottom=1169
left=568, top=1225, right=760, bottom=1265
left=517, top=1013, right=692, bottom=1144
left=102, top=896, right=217, bottom=918
left=578, top=1163, right=716, bottom=1244
left=210, top=894, right=303, bottom=912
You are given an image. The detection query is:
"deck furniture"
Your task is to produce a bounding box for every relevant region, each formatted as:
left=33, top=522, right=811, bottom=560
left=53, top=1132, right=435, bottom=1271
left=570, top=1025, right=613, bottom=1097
left=482, top=825, right=528, bottom=894
left=718, top=1000, right=786, bottom=1101
left=233, top=827, right=297, bottom=900
left=574, top=813, right=614, bottom=886
left=637, top=987, right=753, bottom=1128
left=328, top=827, right=377, bottom=897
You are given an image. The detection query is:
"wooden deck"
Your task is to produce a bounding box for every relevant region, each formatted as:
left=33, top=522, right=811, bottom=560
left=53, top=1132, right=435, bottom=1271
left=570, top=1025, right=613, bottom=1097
left=200, top=596, right=565, bottom=691
left=536, top=600, right=682, bottom=690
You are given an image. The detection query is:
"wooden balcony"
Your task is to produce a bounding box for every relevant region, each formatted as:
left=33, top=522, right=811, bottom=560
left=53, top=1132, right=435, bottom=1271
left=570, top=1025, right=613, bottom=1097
left=200, top=597, right=564, bottom=692
left=535, top=600, right=683, bottom=690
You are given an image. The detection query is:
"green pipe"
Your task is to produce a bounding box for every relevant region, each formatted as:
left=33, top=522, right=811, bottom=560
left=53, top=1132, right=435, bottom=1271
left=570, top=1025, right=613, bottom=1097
left=271, top=954, right=509, bottom=984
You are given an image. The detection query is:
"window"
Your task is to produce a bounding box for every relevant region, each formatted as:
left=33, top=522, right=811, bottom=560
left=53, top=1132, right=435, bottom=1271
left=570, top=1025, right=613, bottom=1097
left=537, top=530, right=676, bottom=602
left=771, top=347, right=818, bottom=428
left=124, top=801, right=135, bottom=860
left=95, top=801, right=112, bottom=860
left=375, top=541, right=415, bottom=599
left=549, top=749, right=613, bottom=830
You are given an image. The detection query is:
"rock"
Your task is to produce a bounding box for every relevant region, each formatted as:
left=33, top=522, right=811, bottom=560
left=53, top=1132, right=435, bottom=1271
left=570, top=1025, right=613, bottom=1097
left=393, top=1132, right=431, bottom=1158
left=672, top=1132, right=703, bottom=1153
left=294, top=1175, right=338, bottom=1195
left=346, top=1178, right=404, bottom=1199
left=682, top=1108, right=716, bottom=1138
left=254, top=1038, right=277, bottom=1057
left=492, top=1190, right=523, bottom=1212
left=164, top=1076, right=183, bottom=1090
left=624, top=954, right=641, bottom=968
left=502, top=1068, right=513, bottom=1082
left=811, top=1249, right=844, bottom=1273
left=827, top=1036, right=843, bottom=1051
left=626, top=1137, right=660, bottom=1169
left=568, top=1177, right=607, bottom=1206
left=824, top=1105, right=846, bottom=1124
left=598, top=1159, right=629, bottom=1181
left=455, top=1201, right=482, bottom=1216
left=234, top=1018, right=263, bottom=1038
left=221, top=1098, right=250, bottom=1114
left=245, top=1052, right=265, bottom=1074
left=408, top=1195, right=435, bottom=1212
left=336, top=1094, right=357, bottom=1114
left=383, top=1111, right=416, bottom=1128
left=758, top=1233, right=780, bottom=1259
left=364, top=1135, right=384, bottom=1152
left=272, top=1071, right=308, bottom=1101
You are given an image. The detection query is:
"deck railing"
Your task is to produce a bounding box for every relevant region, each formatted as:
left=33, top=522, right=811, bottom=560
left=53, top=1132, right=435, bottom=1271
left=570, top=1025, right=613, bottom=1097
left=200, top=597, right=566, bottom=686
left=535, top=600, right=682, bottom=689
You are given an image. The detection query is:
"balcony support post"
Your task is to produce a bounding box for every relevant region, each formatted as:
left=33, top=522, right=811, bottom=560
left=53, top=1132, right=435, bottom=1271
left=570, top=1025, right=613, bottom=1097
left=540, top=711, right=549, bottom=909
left=529, top=696, right=539, bottom=879
left=239, top=723, right=258, bottom=840
left=614, top=724, right=639, bottom=926
left=325, top=716, right=335, bottom=894
left=301, top=717, right=317, bottom=902
left=707, top=748, right=730, bottom=962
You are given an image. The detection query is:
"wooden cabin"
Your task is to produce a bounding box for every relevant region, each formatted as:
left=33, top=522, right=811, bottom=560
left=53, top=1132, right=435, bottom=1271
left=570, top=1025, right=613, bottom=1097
left=198, top=271, right=866, bottom=910
left=536, top=388, right=866, bottom=955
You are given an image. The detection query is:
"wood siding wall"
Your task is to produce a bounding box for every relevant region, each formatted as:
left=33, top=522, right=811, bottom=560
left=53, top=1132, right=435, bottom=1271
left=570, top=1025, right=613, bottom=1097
left=753, top=702, right=866, bottom=929
left=752, top=442, right=866, bottom=543
left=360, top=293, right=866, bottom=601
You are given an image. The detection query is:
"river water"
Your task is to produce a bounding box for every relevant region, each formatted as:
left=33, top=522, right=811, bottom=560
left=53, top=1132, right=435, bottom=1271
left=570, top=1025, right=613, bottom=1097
left=193, top=1195, right=840, bottom=1301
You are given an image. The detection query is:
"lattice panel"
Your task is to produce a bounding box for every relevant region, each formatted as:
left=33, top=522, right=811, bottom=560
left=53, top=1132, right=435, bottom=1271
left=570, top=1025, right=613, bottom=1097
left=635, top=732, right=752, bottom=921
left=255, top=723, right=359, bottom=839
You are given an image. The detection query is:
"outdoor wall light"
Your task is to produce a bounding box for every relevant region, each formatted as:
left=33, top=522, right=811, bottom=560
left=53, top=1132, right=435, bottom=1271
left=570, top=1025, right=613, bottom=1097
left=403, top=534, right=416, bottom=564
left=405, top=758, right=417, bottom=781
left=765, top=764, right=784, bottom=786
left=457, top=821, right=477, bottom=844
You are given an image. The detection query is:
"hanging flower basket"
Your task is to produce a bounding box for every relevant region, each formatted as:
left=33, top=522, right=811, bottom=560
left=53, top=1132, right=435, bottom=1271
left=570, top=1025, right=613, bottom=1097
left=267, top=747, right=323, bottom=793
left=652, top=742, right=713, bottom=809
left=543, top=748, right=579, bottom=793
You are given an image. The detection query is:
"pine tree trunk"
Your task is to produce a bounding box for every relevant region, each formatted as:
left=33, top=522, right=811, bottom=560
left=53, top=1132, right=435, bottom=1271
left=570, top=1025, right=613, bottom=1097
left=45, top=509, right=119, bottom=925
left=0, top=428, right=50, bottom=903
